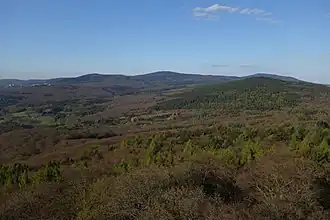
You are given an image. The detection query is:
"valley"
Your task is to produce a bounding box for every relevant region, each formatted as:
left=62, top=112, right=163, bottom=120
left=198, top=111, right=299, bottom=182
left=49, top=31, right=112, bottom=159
left=1, top=72, right=330, bottom=219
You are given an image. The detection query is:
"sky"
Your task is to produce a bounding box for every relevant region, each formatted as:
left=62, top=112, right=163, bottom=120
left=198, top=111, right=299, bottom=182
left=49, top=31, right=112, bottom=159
left=1, top=0, right=330, bottom=83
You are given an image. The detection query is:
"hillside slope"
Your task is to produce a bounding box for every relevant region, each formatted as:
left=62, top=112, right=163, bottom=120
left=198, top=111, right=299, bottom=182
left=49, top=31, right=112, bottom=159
left=155, top=77, right=330, bottom=111
left=244, top=73, right=300, bottom=82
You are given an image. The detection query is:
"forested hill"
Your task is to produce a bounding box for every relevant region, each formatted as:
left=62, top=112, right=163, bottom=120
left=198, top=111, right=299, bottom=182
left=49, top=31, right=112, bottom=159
left=0, top=71, right=238, bottom=88
left=0, top=72, right=300, bottom=88
left=155, top=77, right=330, bottom=111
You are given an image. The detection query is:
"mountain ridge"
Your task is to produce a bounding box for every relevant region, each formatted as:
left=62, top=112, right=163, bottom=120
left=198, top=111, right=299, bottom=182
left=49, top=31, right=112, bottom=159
left=244, top=73, right=300, bottom=82
left=0, top=71, right=300, bottom=88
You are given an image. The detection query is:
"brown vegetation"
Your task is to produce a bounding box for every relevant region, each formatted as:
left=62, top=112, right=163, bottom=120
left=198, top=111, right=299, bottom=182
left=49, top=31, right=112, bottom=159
left=1, top=77, right=330, bottom=219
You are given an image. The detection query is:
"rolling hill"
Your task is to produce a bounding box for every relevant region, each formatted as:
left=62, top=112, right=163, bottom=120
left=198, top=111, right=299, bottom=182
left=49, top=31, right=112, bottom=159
left=1, top=72, right=330, bottom=219
left=0, top=71, right=236, bottom=88
left=243, top=73, right=300, bottom=82
left=0, top=71, right=299, bottom=88
left=155, top=76, right=330, bottom=111
left=132, top=71, right=238, bottom=85
left=0, top=72, right=308, bottom=108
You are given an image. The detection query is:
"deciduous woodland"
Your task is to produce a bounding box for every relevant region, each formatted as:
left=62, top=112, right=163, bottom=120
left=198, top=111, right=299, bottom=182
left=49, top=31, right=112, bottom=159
left=1, top=73, right=330, bottom=219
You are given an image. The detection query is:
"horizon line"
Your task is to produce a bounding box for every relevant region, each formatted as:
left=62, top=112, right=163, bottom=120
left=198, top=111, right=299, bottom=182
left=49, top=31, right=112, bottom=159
left=0, top=70, right=290, bottom=80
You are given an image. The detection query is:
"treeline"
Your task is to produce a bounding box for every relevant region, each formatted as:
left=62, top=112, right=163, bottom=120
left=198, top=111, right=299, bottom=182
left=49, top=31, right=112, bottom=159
left=116, top=121, right=330, bottom=169
left=156, top=89, right=299, bottom=111
left=0, top=94, right=24, bottom=108
left=0, top=161, right=61, bottom=188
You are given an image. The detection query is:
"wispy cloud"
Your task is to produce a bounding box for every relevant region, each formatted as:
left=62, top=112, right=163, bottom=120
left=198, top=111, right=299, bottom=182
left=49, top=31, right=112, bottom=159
left=193, top=12, right=219, bottom=21
left=256, top=17, right=281, bottom=24
left=193, top=12, right=208, bottom=17
left=194, top=4, right=239, bottom=14
left=240, top=8, right=269, bottom=16
left=238, top=64, right=258, bottom=68
left=211, top=64, right=261, bottom=69
left=211, top=64, right=230, bottom=68
left=193, top=4, right=280, bottom=24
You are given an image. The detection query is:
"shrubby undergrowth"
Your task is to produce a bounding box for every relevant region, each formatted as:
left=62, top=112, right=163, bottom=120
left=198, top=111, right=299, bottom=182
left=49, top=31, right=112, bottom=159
left=1, top=123, right=330, bottom=219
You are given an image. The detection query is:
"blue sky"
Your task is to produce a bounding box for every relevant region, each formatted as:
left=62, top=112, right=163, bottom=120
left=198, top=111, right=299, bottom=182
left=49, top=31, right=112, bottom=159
left=1, top=0, right=330, bottom=82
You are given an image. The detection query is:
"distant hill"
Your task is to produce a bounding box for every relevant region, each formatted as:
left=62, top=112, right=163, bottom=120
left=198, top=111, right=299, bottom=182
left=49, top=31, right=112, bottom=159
left=155, top=76, right=330, bottom=111
left=1, top=73, right=328, bottom=109
left=0, top=71, right=303, bottom=88
left=0, top=79, right=47, bottom=86
left=131, top=71, right=238, bottom=88
left=133, top=71, right=237, bottom=82
left=244, top=73, right=300, bottom=82
left=48, top=74, right=134, bottom=86
left=0, top=71, right=238, bottom=89
left=0, top=71, right=241, bottom=107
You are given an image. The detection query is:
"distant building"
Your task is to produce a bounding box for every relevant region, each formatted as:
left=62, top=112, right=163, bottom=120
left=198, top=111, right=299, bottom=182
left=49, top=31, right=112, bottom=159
left=42, top=109, right=53, bottom=116
left=5, top=84, right=15, bottom=88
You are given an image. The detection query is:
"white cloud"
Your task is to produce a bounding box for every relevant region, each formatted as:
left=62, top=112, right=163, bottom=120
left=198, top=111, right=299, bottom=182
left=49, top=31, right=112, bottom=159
left=193, top=12, right=219, bottom=21
left=193, top=12, right=208, bottom=17
left=193, top=4, right=279, bottom=24
left=204, top=4, right=223, bottom=12
left=194, top=4, right=239, bottom=13
left=212, top=64, right=230, bottom=68
left=240, top=8, right=267, bottom=15
left=239, top=8, right=251, bottom=14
